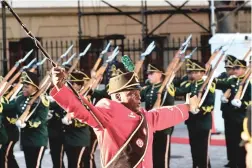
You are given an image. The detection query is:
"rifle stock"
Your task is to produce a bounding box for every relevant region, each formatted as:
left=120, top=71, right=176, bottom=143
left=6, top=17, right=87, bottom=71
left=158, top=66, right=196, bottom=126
left=0, top=63, right=19, bottom=91
left=234, top=69, right=251, bottom=100
left=134, top=60, right=144, bottom=75
left=80, top=64, right=108, bottom=96
left=153, top=53, right=181, bottom=108
left=223, top=89, right=231, bottom=100
left=197, top=51, right=226, bottom=107
left=205, top=48, right=222, bottom=75
left=92, top=57, right=102, bottom=72
left=243, top=47, right=252, bottom=61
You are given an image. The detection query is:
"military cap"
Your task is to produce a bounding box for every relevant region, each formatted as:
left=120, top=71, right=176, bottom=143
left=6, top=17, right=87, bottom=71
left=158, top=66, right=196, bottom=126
left=21, top=71, right=39, bottom=89
left=224, top=55, right=236, bottom=68
left=69, top=71, right=90, bottom=86
left=187, top=59, right=205, bottom=71
left=233, top=59, right=247, bottom=68
left=108, top=72, right=141, bottom=95
left=147, top=64, right=163, bottom=74
left=185, top=59, right=194, bottom=72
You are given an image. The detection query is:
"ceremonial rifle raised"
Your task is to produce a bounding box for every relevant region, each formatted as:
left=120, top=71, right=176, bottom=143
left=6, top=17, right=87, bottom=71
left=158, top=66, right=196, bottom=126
left=0, top=58, right=36, bottom=99
left=153, top=34, right=192, bottom=108
left=80, top=47, right=119, bottom=96
left=0, top=49, right=33, bottom=93
left=197, top=34, right=238, bottom=108
left=134, top=41, right=155, bottom=75
left=6, top=58, right=47, bottom=101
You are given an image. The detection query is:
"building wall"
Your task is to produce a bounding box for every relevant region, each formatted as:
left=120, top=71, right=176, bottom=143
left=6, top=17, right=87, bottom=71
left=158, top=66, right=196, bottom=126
left=0, top=6, right=250, bottom=73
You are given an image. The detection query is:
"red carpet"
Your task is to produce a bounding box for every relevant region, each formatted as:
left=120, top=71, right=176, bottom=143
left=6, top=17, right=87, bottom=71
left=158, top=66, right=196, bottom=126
left=171, top=137, right=226, bottom=146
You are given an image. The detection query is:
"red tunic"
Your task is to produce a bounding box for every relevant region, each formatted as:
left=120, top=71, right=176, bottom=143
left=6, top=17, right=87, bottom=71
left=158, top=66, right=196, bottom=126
left=50, top=86, right=189, bottom=168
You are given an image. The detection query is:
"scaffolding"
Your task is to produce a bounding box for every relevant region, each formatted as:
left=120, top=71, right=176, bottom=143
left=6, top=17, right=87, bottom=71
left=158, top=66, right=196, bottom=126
left=77, top=0, right=251, bottom=41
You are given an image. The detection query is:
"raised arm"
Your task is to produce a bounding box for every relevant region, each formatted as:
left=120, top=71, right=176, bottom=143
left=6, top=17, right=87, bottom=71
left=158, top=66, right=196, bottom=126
left=146, top=104, right=189, bottom=131
left=50, top=86, right=109, bottom=129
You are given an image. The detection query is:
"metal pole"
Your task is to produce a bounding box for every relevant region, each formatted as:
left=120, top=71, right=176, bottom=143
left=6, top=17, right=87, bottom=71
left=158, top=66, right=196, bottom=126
left=141, top=0, right=146, bottom=51
left=78, top=0, right=82, bottom=40
left=2, top=1, right=7, bottom=75
left=210, top=0, right=216, bottom=35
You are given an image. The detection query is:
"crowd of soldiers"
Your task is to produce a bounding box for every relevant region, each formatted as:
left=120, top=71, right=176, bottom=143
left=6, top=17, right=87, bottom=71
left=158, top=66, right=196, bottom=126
left=0, top=40, right=251, bottom=168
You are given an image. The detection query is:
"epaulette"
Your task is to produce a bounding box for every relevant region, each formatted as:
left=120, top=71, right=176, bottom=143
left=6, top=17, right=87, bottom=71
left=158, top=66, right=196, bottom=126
left=1, top=96, right=8, bottom=104
left=227, top=75, right=236, bottom=81
left=180, top=81, right=188, bottom=87
left=167, top=84, right=175, bottom=97
left=28, top=121, right=41, bottom=128
left=40, top=95, right=50, bottom=107
left=209, top=82, right=216, bottom=93
left=185, top=82, right=191, bottom=88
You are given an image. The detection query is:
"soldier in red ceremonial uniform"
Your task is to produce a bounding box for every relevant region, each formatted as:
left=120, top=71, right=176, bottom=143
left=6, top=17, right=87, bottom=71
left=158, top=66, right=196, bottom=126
left=50, top=67, right=198, bottom=168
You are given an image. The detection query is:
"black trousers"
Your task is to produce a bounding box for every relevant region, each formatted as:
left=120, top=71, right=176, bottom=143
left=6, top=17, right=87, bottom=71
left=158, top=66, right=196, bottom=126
left=0, top=141, right=19, bottom=168
left=81, top=128, right=98, bottom=168
left=23, top=146, right=46, bottom=168
left=64, top=145, right=86, bottom=168
left=226, top=121, right=246, bottom=168
left=49, top=138, right=65, bottom=168
left=224, top=120, right=232, bottom=162
left=187, top=127, right=211, bottom=168
left=152, top=131, right=172, bottom=168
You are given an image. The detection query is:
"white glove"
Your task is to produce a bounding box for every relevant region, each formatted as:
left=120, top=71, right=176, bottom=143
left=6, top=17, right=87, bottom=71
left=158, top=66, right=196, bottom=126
left=16, top=120, right=26, bottom=128
left=190, top=108, right=200, bottom=115
left=231, top=99, right=242, bottom=108
left=62, top=116, right=72, bottom=125
left=221, top=96, right=229, bottom=103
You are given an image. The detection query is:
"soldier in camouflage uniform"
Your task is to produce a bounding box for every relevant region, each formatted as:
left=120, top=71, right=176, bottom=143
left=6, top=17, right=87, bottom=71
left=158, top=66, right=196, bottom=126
left=216, top=55, right=236, bottom=167
left=140, top=64, right=175, bottom=168
left=2, top=71, right=49, bottom=168
left=216, top=58, right=251, bottom=168
left=175, top=59, right=214, bottom=168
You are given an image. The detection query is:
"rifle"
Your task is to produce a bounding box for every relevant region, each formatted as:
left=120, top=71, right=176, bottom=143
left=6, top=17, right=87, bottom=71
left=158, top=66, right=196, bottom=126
left=234, top=68, right=251, bottom=100
left=62, top=53, right=76, bottom=66
left=0, top=58, right=36, bottom=99
left=68, top=43, right=91, bottom=74
left=165, top=47, right=196, bottom=94
left=0, top=49, right=33, bottom=93
left=6, top=58, right=47, bottom=101
left=56, top=44, right=74, bottom=63
left=80, top=47, right=119, bottom=96
left=39, top=48, right=75, bottom=89
left=222, top=47, right=252, bottom=102
left=91, top=42, right=111, bottom=73
left=243, top=47, right=252, bottom=61
left=197, top=34, right=238, bottom=107
left=134, top=41, right=155, bottom=75
left=153, top=34, right=191, bottom=108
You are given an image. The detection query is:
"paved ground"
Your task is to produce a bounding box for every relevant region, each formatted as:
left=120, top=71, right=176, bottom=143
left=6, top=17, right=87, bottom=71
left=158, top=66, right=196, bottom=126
left=14, top=123, right=228, bottom=168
